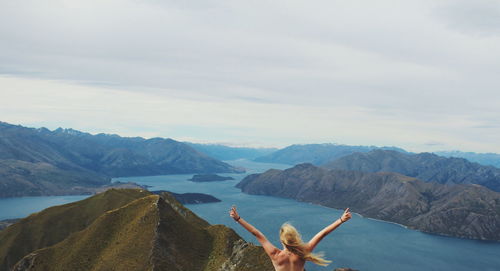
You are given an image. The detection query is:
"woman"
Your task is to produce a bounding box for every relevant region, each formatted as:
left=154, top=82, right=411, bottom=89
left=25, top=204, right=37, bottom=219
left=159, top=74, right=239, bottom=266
left=229, top=206, right=351, bottom=271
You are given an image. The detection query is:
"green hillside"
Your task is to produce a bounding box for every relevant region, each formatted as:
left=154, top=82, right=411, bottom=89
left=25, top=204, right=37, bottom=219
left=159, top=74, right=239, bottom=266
left=1, top=189, right=273, bottom=271
left=0, top=189, right=150, bottom=270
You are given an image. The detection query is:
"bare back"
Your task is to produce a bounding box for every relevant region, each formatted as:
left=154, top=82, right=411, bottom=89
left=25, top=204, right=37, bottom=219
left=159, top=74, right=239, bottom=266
left=229, top=206, right=352, bottom=271
left=270, top=249, right=306, bottom=271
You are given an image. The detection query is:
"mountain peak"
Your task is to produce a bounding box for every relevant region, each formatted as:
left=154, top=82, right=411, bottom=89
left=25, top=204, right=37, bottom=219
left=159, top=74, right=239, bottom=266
left=1, top=189, right=273, bottom=271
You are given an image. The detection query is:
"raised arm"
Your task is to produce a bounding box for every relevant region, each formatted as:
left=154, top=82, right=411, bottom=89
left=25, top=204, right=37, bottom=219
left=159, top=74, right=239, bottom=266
left=229, top=206, right=279, bottom=258
left=306, top=208, right=352, bottom=252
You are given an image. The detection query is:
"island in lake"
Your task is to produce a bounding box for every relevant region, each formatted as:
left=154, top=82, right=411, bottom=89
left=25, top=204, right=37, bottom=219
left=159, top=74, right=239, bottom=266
left=188, top=174, right=235, bottom=182
left=152, top=191, right=221, bottom=204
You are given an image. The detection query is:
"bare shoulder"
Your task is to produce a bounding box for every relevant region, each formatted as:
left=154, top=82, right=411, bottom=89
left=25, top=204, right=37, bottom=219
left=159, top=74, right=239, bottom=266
left=273, top=250, right=305, bottom=265
left=269, top=247, right=282, bottom=259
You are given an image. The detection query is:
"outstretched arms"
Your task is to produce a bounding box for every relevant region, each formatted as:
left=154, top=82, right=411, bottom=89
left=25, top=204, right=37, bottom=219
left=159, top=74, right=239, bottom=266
left=306, top=208, right=352, bottom=252
left=229, top=206, right=279, bottom=258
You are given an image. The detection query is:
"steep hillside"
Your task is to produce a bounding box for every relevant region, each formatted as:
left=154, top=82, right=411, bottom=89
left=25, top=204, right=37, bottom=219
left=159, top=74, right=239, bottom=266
left=237, top=164, right=500, bottom=241
left=324, top=149, right=500, bottom=192
left=254, top=143, right=405, bottom=165
left=0, top=121, right=242, bottom=197
left=0, top=159, right=109, bottom=197
left=0, top=189, right=273, bottom=271
left=0, top=189, right=151, bottom=270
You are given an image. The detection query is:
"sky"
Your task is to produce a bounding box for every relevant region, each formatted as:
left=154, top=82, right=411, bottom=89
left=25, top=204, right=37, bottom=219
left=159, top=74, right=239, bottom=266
left=1, top=0, right=499, bottom=152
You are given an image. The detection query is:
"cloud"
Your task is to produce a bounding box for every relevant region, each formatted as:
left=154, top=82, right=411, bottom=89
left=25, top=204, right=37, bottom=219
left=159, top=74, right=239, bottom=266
left=424, top=141, right=445, bottom=147
left=434, top=0, right=500, bottom=36
left=0, top=0, right=499, bottom=152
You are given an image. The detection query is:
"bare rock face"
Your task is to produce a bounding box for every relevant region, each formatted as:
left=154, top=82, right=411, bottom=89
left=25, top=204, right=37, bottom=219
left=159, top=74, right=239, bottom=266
left=11, top=252, right=37, bottom=271
left=1, top=189, right=273, bottom=271
left=237, top=164, right=500, bottom=241
left=0, top=218, right=20, bottom=231
left=218, top=239, right=274, bottom=271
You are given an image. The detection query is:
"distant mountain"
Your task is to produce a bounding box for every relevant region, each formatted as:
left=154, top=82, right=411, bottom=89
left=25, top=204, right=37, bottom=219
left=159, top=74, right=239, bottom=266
left=436, top=151, right=500, bottom=168
left=324, top=149, right=500, bottom=192
left=254, top=143, right=406, bottom=165
left=237, top=164, right=500, bottom=241
left=0, top=121, right=242, bottom=197
left=0, top=122, right=241, bottom=176
left=186, top=142, right=277, bottom=160
left=1, top=189, right=273, bottom=271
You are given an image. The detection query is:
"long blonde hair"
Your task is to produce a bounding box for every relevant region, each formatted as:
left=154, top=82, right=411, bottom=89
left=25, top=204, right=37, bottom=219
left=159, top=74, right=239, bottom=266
left=279, top=223, right=331, bottom=266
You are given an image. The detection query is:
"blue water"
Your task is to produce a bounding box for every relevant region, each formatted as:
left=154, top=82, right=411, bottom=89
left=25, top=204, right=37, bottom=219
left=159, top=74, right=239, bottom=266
left=115, top=159, right=500, bottom=271
left=1, top=159, right=499, bottom=271
left=0, top=195, right=89, bottom=220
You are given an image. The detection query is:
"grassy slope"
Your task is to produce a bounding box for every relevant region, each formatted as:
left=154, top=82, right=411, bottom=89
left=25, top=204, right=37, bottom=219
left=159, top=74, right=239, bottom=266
left=154, top=192, right=274, bottom=271
left=14, top=195, right=160, bottom=270
left=0, top=189, right=150, bottom=270
left=6, top=190, right=274, bottom=271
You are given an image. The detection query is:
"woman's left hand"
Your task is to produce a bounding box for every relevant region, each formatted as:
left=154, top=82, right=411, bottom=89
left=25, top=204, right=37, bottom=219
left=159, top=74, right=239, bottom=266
left=340, top=208, right=352, bottom=223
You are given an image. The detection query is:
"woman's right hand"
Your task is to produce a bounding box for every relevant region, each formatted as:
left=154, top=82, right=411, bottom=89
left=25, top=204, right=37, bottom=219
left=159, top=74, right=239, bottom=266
left=229, top=205, right=240, bottom=221
left=340, top=208, right=352, bottom=223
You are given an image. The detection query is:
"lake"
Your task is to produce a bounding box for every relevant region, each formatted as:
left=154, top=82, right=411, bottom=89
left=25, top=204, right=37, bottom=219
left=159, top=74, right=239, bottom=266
left=2, top=159, right=500, bottom=271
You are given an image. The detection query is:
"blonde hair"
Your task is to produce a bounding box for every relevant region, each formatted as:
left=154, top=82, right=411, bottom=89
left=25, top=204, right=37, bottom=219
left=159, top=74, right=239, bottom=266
left=279, top=223, right=331, bottom=266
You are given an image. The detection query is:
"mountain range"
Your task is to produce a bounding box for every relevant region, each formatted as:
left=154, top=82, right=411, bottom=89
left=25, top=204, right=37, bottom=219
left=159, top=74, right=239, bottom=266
left=249, top=144, right=500, bottom=170
left=237, top=164, right=500, bottom=241
left=0, top=189, right=273, bottom=271
left=254, top=143, right=406, bottom=165
left=436, top=150, right=500, bottom=168
left=0, top=121, right=242, bottom=197
left=324, top=149, right=500, bottom=192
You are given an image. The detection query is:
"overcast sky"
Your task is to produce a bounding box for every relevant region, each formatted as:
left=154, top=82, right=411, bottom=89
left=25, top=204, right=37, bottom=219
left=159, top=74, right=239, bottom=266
left=1, top=0, right=499, bottom=152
